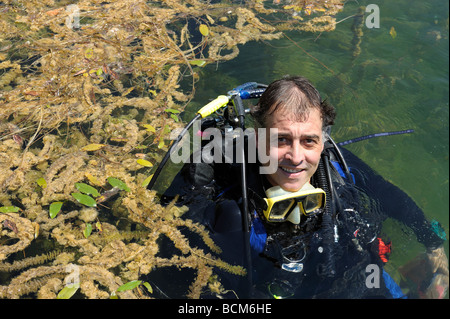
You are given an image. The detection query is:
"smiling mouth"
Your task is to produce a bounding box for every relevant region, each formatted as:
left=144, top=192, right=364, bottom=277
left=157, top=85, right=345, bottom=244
left=280, top=167, right=305, bottom=174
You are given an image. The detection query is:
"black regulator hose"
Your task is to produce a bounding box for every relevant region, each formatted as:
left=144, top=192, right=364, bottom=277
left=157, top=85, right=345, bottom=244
left=317, top=154, right=337, bottom=277
left=328, top=136, right=353, bottom=184
left=147, top=113, right=202, bottom=191
left=232, top=94, right=254, bottom=296
left=147, top=95, right=230, bottom=191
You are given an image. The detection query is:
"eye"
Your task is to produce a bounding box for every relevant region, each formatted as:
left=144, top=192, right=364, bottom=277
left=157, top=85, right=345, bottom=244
left=277, top=136, right=290, bottom=146
left=302, top=137, right=319, bottom=148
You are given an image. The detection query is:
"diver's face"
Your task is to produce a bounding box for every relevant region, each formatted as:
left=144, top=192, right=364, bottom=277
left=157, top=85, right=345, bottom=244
left=263, top=108, right=324, bottom=192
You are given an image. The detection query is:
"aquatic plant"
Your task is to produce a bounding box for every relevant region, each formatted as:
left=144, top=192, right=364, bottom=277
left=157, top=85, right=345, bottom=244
left=350, top=6, right=365, bottom=58
left=0, top=0, right=344, bottom=298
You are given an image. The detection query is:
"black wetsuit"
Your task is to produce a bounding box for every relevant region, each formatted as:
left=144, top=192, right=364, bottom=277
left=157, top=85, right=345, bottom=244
left=160, top=141, right=444, bottom=299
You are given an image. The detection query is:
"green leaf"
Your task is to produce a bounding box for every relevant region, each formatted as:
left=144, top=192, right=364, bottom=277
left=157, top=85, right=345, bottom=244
left=57, top=284, right=80, bottom=299
left=117, top=280, right=142, bottom=292
left=143, top=282, right=153, bottom=294
left=49, top=202, right=63, bottom=219
left=107, top=177, right=130, bottom=192
left=142, top=174, right=153, bottom=188
left=71, top=193, right=97, bottom=207
left=389, top=26, right=397, bottom=39
left=136, top=159, right=153, bottom=167
left=75, top=182, right=100, bottom=197
left=36, top=177, right=47, bottom=188
left=81, top=143, right=106, bottom=151
left=0, top=206, right=20, bottom=213
left=189, top=60, right=206, bottom=67
left=84, top=223, right=92, bottom=238
left=157, top=139, right=165, bottom=149
left=170, top=114, right=179, bottom=122
left=199, top=24, right=209, bottom=36
left=142, top=124, right=156, bottom=133
left=165, top=108, right=181, bottom=114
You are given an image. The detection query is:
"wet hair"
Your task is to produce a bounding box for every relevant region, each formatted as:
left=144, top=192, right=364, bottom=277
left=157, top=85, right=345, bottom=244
left=252, top=75, right=336, bottom=130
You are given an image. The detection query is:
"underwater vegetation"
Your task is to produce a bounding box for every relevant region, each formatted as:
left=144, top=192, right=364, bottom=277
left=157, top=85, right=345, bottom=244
left=0, top=0, right=345, bottom=298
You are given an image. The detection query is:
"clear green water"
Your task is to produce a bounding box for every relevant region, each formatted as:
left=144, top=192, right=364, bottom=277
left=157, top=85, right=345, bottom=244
left=186, top=0, right=449, bottom=294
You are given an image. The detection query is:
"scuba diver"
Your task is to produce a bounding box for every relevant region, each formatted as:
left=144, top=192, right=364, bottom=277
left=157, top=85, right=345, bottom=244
left=147, top=76, right=448, bottom=299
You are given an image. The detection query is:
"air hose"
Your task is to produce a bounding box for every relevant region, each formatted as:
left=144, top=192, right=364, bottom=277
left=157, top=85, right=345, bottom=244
left=232, top=94, right=254, bottom=296
left=316, top=153, right=337, bottom=277
left=337, top=129, right=414, bottom=147
left=147, top=95, right=229, bottom=191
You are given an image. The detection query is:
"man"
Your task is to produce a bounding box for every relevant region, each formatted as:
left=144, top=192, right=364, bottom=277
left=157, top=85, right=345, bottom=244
left=161, top=76, right=448, bottom=298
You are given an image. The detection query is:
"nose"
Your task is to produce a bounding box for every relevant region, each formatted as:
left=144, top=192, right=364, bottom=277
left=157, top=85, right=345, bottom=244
left=285, top=142, right=305, bottom=166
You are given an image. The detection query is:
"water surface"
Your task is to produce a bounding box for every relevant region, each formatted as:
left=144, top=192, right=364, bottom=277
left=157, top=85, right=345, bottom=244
left=186, top=0, right=449, bottom=295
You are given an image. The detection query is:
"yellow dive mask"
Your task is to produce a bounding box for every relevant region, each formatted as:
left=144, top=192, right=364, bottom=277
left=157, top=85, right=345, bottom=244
left=263, top=183, right=326, bottom=224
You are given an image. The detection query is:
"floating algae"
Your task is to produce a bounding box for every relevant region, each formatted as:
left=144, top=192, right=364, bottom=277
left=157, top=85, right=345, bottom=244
left=349, top=6, right=368, bottom=58
left=0, top=0, right=344, bottom=298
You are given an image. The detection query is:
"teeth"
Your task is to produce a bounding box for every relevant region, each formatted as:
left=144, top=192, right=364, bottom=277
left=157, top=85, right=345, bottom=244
left=281, top=167, right=303, bottom=173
